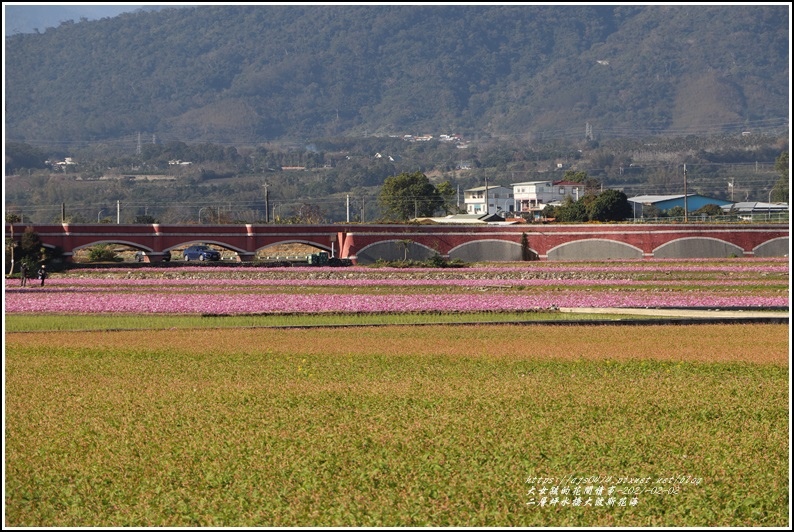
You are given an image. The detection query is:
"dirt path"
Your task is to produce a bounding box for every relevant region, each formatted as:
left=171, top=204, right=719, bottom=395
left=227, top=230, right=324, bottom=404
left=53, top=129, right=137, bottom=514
left=559, top=307, right=789, bottom=319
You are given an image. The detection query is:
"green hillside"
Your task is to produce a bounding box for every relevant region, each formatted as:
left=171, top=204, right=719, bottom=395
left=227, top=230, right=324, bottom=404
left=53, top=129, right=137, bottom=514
left=4, top=5, right=789, bottom=146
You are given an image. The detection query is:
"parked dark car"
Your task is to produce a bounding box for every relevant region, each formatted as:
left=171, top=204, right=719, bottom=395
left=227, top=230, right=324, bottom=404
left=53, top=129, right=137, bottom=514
left=183, top=245, right=221, bottom=261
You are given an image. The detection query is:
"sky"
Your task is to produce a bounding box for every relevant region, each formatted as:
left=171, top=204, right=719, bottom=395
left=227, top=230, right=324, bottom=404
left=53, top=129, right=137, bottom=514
left=3, top=3, right=165, bottom=35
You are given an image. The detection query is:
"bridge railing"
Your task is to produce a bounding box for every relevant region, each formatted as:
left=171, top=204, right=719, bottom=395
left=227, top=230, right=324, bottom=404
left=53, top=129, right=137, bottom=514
left=630, top=213, right=789, bottom=224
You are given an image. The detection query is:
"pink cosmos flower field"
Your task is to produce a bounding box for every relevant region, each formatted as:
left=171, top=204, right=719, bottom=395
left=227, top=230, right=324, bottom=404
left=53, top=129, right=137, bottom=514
left=5, top=259, right=789, bottom=315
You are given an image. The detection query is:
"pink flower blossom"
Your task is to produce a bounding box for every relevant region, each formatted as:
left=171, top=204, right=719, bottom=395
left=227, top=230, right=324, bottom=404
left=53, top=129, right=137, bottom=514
left=4, top=259, right=788, bottom=315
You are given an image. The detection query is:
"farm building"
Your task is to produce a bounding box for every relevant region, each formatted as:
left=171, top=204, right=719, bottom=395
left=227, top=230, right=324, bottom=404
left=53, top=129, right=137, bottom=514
left=628, top=194, right=732, bottom=214
left=721, top=201, right=789, bottom=221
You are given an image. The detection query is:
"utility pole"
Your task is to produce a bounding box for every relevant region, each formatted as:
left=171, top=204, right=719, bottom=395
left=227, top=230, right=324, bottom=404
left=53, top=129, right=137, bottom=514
left=683, top=164, right=688, bottom=222
left=7, top=223, right=13, bottom=276
left=263, top=184, right=269, bottom=223
left=768, top=189, right=773, bottom=220
left=484, top=176, right=489, bottom=215
left=346, top=194, right=350, bottom=223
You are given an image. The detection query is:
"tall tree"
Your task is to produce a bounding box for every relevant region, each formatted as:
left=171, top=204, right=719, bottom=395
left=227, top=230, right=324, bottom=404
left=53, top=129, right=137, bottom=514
left=587, top=189, right=633, bottom=222
left=771, top=151, right=788, bottom=202
left=378, top=171, right=443, bottom=221
left=19, top=226, right=44, bottom=267
left=291, top=203, right=325, bottom=224
left=435, top=180, right=459, bottom=215
left=562, top=170, right=601, bottom=195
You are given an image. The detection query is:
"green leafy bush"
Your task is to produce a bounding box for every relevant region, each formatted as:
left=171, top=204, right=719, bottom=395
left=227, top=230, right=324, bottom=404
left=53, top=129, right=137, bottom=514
left=87, top=244, right=119, bottom=262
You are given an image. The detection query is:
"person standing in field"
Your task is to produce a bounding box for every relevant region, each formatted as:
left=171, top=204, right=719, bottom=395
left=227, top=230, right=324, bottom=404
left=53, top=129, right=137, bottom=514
left=37, top=265, right=47, bottom=287
left=20, top=263, right=29, bottom=287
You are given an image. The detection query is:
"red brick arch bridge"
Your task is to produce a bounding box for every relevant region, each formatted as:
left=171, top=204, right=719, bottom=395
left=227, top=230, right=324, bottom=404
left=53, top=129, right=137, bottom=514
left=6, top=222, right=789, bottom=264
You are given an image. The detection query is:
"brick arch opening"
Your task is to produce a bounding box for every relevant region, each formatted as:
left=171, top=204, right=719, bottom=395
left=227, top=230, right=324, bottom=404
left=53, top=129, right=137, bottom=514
left=70, top=239, right=155, bottom=262
left=547, top=239, right=643, bottom=260
left=354, top=240, right=437, bottom=264
left=168, top=240, right=247, bottom=262
left=71, top=239, right=153, bottom=253
left=753, top=237, right=789, bottom=257
left=167, top=239, right=246, bottom=253
left=653, top=237, right=743, bottom=259
left=449, top=239, right=528, bottom=262
left=257, top=240, right=334, bottom=260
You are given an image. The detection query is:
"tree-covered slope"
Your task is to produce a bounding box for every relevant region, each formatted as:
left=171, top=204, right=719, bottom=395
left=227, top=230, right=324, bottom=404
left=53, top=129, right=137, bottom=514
left=4, top=5, right=789, bottom=146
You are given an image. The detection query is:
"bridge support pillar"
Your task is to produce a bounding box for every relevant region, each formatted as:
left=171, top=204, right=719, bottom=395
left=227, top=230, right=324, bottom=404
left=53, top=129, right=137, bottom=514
left=237, top=252, right=256, bottom=262
left=60, top=223, right=74, bottom=264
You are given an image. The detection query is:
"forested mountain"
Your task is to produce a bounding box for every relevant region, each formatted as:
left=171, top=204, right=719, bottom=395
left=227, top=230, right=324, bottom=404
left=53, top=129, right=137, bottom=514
left=4, top=5, right=789, bottom=147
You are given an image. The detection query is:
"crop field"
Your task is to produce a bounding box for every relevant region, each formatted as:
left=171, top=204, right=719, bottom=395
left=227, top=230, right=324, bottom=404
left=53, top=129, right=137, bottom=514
left=3, top=258, right=790, bottom=526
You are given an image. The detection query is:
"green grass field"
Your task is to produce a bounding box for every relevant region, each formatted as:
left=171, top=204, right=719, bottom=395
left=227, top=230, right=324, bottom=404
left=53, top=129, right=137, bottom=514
left=4, top=310, right=664, bottom=332
left=5, top=322, right=789, bottom=526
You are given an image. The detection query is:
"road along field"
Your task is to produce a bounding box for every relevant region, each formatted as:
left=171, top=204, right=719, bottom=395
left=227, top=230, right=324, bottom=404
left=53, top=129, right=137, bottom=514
left=4, top=258, right=790, bottom=526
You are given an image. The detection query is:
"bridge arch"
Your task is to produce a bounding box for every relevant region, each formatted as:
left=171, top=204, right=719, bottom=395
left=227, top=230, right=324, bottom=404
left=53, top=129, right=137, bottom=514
left=256, top=240, right=335, bottom=261
left=449, top=239, right=528, bottom=262
left=257, top=239, right=334, bottom=255
left=166, top=239, right=248, bottom=255
left=354, top=240, right=437, bottom=264
left=72, top=239, right=154, bottom=253
left=547, top=239, right=643, bottom=260
left=753, top=237, right=789, bottom=257
left=653, top=237, right=743, bottom=259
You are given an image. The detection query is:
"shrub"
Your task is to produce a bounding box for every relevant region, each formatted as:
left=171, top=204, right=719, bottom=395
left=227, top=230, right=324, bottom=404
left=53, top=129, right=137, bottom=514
left=87, top=244, right=119, bottom=262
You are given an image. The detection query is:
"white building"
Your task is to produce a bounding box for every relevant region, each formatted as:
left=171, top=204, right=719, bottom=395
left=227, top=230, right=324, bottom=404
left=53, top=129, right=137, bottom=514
left=463, top=185, right=514, bottom=216
left=512, top=180, right=586, bottom=215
